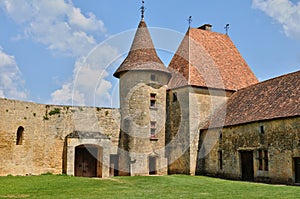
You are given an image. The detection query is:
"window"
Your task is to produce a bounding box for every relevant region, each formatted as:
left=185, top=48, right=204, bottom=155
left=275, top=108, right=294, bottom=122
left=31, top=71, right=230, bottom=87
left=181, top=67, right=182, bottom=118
left=172, top=92, right=178, bottom=102
left=151, top=74, right=156, bottom=81
left=260, top=125, right=265, bottom=134
left=218, top=151, right=223, bottom=170
left=150, top=93, right=156, bottom=108
left=150, top=121, right=156, bottom=138
left=16, top=126, right=24, bottom=145
left=258, top=149, right=268, bottom=171
left=219, top=131, right=223, bottom=142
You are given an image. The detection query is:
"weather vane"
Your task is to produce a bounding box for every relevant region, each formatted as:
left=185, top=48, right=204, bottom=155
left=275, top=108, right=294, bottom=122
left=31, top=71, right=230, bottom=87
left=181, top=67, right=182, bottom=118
left=140, top=1, right=145, bottom=19
left=224, top=24, right=230, bottom=35
left=188, top=16, right=192, bottom=28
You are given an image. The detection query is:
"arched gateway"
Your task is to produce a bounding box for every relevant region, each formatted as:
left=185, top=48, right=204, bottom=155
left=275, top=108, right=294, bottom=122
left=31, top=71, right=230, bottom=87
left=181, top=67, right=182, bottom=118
left=75, top=144, right=102, bottom=177
left=66, top=131, right=111, bottom=178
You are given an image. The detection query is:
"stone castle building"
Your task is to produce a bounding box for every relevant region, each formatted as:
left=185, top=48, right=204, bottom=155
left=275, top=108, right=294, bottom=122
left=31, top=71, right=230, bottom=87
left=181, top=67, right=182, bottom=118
left=0, top=16, right=299, bottom=184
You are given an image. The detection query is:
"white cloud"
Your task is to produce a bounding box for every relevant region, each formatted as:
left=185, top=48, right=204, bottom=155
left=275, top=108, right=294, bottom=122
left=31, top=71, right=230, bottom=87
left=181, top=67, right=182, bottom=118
left=253, top=0, right=300, bottom=39
left=50, top=82, right=85, bottom=105
left=50, top=45, right=119, bottom=106
left=0, top=47, right=28, bottom=100
left=0, top=0, right=117, bottom=105
left=0, top=0, right=106, bottom=57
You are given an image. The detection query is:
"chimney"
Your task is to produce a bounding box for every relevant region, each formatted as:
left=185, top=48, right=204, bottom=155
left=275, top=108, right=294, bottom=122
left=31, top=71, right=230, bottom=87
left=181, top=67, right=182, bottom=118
left=198, top=24, right=212, bottom=31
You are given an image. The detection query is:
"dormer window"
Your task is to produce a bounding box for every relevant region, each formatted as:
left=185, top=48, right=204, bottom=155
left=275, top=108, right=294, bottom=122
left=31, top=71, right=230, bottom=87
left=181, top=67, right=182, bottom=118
left=151, top=74, right=156, bottom=81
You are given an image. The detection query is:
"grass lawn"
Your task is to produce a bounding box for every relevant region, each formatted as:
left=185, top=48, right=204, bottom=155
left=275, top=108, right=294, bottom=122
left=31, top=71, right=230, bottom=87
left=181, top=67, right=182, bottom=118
left=0, top=174, right=299, bottom=199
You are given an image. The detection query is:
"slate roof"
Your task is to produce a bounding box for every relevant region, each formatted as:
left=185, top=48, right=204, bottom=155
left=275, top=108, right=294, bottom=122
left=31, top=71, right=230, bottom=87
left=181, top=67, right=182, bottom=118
left=114, top=20, right=170, bottom=78
left=168, top=27, right=258, bottom=90
left=206, top=70, right=300, bottom=129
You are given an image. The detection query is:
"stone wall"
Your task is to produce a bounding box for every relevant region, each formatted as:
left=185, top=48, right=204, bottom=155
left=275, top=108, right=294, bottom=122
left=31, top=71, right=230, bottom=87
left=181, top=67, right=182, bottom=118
left=0, top=98, right=120, bottom=176
left=198, top=117, right=300, bottom=184
left=118, top=71, right=169, bottom=176
left=166, top=86, right=231, bottom=175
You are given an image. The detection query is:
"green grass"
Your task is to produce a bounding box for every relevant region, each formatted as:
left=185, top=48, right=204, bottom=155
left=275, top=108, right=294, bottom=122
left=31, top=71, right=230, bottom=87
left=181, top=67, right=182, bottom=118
left=0, top=175, right=299, bottom=199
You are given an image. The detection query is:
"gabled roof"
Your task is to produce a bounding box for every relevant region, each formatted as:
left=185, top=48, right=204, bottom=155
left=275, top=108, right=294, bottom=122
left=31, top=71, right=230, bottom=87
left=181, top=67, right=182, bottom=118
left=114, top=20, right=170, bottom=78
left=168, top=27, right=258, bottom=90
left=206, top=70, right=300, bottom=129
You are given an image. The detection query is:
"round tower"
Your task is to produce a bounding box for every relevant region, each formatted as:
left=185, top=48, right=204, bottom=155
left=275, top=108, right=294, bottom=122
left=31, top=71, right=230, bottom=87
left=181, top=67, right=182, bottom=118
left=114, top=19, right=171, bottom=176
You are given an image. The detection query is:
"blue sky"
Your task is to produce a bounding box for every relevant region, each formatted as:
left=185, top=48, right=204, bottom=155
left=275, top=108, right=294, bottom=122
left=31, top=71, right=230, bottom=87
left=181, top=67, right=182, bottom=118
left=0, top=0, right=299, bottom=107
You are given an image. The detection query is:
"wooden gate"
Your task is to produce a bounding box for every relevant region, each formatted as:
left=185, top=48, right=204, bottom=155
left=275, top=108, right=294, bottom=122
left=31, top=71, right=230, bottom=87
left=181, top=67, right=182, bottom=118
left=75, top=146, right=98, bottom=177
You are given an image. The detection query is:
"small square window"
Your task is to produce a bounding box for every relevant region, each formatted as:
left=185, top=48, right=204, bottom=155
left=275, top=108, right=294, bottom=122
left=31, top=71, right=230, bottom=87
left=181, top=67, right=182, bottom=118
left=150, top=100, right=156, bottom=107
left=150, top=93, right=156, bottom=100
left=151, top=128, right=156, bottom=136
left=150, top=121, right=156, bottom=138
left=150, top=93, right=156, bottom=108
left=150, top=121, right=156, bottom=128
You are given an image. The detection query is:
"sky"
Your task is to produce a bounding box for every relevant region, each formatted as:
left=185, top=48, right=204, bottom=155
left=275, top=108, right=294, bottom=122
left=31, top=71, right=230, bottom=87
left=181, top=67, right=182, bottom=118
left=0, top=0, right=299, bottom=107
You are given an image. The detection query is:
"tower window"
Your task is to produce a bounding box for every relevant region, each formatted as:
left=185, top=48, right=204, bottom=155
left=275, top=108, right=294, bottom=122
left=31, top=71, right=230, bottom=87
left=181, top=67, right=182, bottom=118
left=16, top=126, right=24, bottom=145
left=150, top=121, right=156, bottom=138
left=172, top=92, right=178, bottom=102
left=151, top=74, right=156, bottom=81
left=150, top=93, right=156, bottom=108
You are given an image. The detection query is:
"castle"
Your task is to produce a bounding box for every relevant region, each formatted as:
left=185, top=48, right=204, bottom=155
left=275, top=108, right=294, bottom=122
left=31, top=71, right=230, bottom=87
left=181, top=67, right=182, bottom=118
left=0, top=15, right=299, bottom=184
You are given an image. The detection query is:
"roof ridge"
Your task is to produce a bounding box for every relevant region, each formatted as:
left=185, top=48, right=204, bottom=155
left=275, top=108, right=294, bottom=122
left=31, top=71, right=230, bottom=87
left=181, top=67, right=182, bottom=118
left=204, top=69, right=300, bottom=129
left=236, top=70, right=300, bottom=92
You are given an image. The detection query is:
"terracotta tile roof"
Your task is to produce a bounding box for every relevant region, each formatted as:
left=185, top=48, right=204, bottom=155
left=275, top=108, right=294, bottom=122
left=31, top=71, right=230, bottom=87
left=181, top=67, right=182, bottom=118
left=168, top=28, right=258, bottom=90
left=114, top=20, right=170, bottom=78
left=206, top=70, right=300, bottom=129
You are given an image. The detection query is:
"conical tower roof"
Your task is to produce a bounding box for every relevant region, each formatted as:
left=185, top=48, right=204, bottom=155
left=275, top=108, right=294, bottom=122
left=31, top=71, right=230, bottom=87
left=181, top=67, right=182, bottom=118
left=114, top=19, right=170, bottom=78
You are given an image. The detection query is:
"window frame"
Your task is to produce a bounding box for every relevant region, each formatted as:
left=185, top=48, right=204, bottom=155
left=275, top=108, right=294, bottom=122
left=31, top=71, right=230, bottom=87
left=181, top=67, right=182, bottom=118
left=258, top=149, right=268, bottom=171
left=150, top=93, right=157, bottom=108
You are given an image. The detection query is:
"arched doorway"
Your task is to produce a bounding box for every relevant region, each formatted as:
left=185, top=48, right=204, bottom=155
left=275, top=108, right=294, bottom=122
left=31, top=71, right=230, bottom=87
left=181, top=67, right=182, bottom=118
left=75, top=145, right=103, bottom=177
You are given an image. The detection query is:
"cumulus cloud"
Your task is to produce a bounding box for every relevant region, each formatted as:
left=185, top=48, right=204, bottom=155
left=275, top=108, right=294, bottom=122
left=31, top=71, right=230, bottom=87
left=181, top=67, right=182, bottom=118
left=0, top=47, right=28, bottom=99
left=0, top=0, right=106, bottom=57
left=51, top=45, right=119, bottom=106
left=252, top=0, right=300, bottom=39
left=0, top=0, right=120, bottom=106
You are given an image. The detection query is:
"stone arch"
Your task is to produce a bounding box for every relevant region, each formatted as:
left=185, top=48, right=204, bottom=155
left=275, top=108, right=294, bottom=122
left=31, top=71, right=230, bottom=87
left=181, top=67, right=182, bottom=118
left=65, top=131, right=111, bottom=178
left=16, top=126, right=24, bottom=145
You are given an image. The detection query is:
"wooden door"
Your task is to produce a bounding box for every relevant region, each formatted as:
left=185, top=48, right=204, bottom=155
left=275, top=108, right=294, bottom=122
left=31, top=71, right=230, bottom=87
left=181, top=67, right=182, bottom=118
left=149, top=156, right=157, bottom=175
left=240, top=151, right=254, bottom=181
left=294, top=158, right=300, bottom=183
left=75, top=147, right=98, bottom=177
